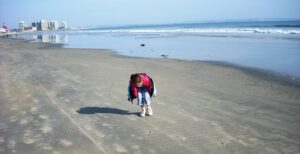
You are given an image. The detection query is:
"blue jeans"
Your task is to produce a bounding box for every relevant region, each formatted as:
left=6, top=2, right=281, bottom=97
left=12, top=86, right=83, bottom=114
left=137, top=87, right=151, bottom=106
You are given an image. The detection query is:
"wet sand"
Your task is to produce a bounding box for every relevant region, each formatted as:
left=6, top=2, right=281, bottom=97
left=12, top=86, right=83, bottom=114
left=0, top=38, right=300, bottom=154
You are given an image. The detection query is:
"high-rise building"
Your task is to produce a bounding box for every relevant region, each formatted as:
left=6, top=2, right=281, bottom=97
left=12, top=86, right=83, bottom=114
left=37, top=22, right=41, bottom=31
left=49, top=20, right=59, bottom=30
left=19, top=21, right=26, bottom=31
left=60, top=21, right=68, bottom=29
left=32, top=22, right=37, bottom=27
left=31, top=20, right=68, bottom=31
left=37, top=20, right=49, bottom=31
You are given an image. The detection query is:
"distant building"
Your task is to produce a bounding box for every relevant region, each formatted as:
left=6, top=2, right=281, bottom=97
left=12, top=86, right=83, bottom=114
left=49, top=20, right=59, bottom=30
left=37, top=20, right=49, bottom=31
left=41, top=20, right=49, bottom=31
left=32, top=22, right=37, bottom=27
left=2, top=23, right=9, bottom=33
left=24, top=20, right=68, bottom=31
left=37, top=21, right=41, bottom=31
left=60, top=21, right=68, bottom=29
left=24, top=26, right=37, bottom=32
left=19, top=21, right=26, bottom=31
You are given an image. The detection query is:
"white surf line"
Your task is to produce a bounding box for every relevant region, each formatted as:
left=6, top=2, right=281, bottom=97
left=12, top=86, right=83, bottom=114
left=40, top=86, right=108, bottom=154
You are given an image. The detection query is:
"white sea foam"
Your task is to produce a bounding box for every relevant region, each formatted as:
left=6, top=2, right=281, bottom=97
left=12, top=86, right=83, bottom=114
left=74, top=28, right=300, bottom=35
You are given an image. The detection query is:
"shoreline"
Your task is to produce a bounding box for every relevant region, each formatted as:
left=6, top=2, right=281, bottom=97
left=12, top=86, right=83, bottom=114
left=5, top=37, right=300, bottom=87
left=0, top=38, right=300, bottom=153
left=204, top=61, right=300, bottom=88
left=5, top=29, right=300, bottom=79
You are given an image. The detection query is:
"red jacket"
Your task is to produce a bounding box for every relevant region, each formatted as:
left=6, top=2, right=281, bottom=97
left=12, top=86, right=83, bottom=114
left=129, top=73, right=153, bottom=99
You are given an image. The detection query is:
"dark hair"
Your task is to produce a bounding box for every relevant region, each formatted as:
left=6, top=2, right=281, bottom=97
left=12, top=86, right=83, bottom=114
left=130, top=74, right=141, bottom=84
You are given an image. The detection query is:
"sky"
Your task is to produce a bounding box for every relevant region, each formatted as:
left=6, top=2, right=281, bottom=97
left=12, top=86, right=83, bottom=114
left=1, top=0, right=300, bottom=28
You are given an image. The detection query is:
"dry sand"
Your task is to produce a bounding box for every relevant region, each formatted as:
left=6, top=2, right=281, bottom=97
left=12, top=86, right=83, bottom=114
left=0, top=38, right=300, bottom=154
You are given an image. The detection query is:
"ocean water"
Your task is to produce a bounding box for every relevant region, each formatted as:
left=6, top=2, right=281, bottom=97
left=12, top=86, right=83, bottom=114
left=15, top=21, right=300, bottom=78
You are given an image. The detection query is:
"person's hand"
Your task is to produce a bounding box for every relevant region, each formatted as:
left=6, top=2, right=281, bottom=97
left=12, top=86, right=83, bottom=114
left=128, top=97, right=133, bottom=104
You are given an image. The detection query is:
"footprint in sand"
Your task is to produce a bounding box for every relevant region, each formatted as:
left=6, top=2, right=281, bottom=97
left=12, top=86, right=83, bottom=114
left=148, top=149, right=156, bottom=154
left=9, top=116, right=18, bottom=123
left=30, top=107, right=38, bottom=114
left=22, top=129, right=40, bottom=144
left=101, top=123, right=111, bottom=127
left=7, top=140, right=16, bottom=149
left=95, top=131, right=105, bottom=138
left=84, top=125, right=93, bottom=131
left=127, top=116, right=137, bottom=121
left=0, top=137, right=5, bottom=146
left=39, top=115, right=49, bottom=121
left=180, top=136, right=187, bottom=141
left=37, top=143, right=53, bottom=150
left=19, top=119, right=28, bottom=125
left=10, top=105, right=19, bottom=111
left=40, top=125, right=53, bottom=134
left=25, top=94, right=32, bottom=98
left=52, top=151, right=61, bottom=154
left=20, top=111, right=27, bottom=115
left=23, top=136, right=36, bottom=144
left=114, top=143, right=127, bottom=153
left=59, top=139, right=73, bottom=147
left=156, top=101, right=166, bottom=106
left=191, top=116, right=200, bottom=122
left=131, top=145, right=140, bottom=150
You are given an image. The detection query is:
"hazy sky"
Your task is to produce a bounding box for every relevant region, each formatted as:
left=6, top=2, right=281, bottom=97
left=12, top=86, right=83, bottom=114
left=1, top=0, right=300, bottom=28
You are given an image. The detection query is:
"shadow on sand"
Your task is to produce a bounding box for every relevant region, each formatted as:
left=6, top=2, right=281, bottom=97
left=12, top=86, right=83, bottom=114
left=77, top=107, right=139, bottom=116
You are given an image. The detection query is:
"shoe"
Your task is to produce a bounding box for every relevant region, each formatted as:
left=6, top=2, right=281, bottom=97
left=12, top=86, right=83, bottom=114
left=140, top=109, right=146, bottom=117
left=146, top=107, right=153, bottom=116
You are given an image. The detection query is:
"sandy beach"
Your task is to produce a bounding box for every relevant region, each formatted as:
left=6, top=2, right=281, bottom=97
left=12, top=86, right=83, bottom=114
left=0, top=38, right=300, bottom=154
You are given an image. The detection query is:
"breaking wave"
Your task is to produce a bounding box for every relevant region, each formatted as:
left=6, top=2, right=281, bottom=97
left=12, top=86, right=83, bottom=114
left=74, top=28, right=300, bottom=35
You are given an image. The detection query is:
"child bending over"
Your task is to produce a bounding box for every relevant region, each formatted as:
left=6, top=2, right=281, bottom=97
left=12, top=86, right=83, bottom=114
left=128, top=73, right=157, bottom=117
